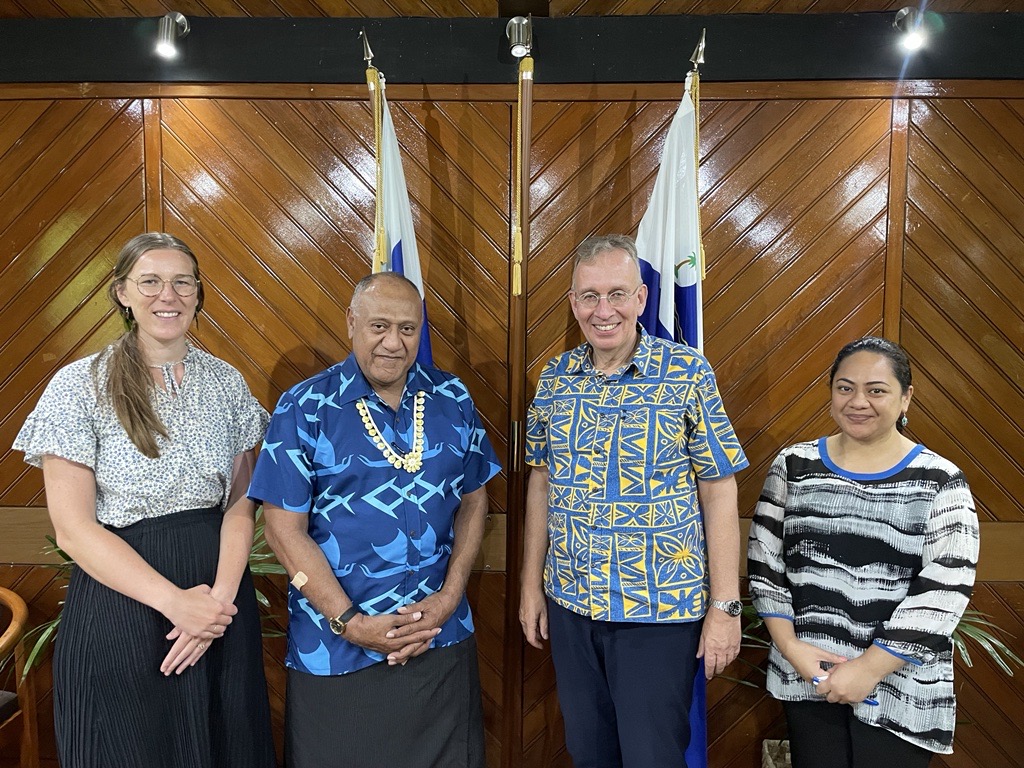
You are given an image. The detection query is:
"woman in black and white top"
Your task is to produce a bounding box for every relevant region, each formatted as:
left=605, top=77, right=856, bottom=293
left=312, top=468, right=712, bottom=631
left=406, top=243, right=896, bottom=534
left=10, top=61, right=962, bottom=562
left=14, top=233, right=275, bottom=768
left=748, top=337, right=979, bottom=768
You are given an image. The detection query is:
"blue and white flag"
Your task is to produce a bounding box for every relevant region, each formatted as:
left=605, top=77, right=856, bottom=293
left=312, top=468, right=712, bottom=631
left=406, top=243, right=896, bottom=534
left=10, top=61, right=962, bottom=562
left=636, top=71, right=703, bottom=352
left=635, top=70, right=708, bottom=768
left=375, top=87, right=434, bottom=367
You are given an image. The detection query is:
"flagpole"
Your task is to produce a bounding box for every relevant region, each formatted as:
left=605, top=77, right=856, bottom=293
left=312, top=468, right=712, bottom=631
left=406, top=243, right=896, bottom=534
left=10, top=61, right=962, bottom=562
left=362, top=29, right=387, bottom=273
left=690, top=29, right=706, bottom=281
left=511, top=54, right=533, bottom=298
left=505, top=17, right=534, bottom=768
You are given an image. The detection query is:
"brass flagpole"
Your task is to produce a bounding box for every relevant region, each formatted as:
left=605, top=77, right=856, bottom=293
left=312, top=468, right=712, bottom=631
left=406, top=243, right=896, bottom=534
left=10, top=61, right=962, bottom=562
left=690, top=29, right=706, bottom=280
left=362, top=29, right=387, bottom=273
left=504, top=15, right=534, bottom=768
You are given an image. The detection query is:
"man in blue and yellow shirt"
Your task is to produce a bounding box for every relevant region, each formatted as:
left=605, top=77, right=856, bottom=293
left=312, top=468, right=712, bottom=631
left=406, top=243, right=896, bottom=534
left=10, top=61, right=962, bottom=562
left=521, top=235, right=748, bottom=768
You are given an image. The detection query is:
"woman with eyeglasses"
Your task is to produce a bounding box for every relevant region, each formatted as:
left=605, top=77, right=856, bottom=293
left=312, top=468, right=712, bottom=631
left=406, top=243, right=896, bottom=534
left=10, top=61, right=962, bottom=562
left=747, top=337, right=979, bottom=768
left=15, top=233, right=275, bottom=768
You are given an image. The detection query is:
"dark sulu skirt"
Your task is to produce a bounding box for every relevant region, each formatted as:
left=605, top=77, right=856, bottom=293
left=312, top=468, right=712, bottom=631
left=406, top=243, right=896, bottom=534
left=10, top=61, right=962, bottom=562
left=285, top=635, right=484, bottom=768
left=53, top=507, right=276, bottom=768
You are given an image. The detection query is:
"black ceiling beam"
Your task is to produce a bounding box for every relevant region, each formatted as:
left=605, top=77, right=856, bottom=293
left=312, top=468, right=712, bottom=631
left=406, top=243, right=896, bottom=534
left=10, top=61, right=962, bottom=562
left=0, top=14, right=1021, bottom=84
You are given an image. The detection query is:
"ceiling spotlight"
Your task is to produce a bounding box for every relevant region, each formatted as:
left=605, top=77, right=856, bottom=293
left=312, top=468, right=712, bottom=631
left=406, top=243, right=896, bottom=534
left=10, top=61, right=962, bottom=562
left=894, top=7, right=926, bottom=53
left=506, top=16, right=532, bottom=59
left=156, top=12, right=189, bottom=59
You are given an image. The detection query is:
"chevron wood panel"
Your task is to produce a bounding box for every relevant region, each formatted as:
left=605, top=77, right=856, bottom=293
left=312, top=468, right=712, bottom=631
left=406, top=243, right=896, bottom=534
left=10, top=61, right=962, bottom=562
left=3, top=80, right=1024, bottom=768
left=157, top=97, right=511, bottom=512
left=468, top=572, right=508, bottom=768
left=701, top=97, right=892, bottom=519
left=902, top=97, right=1024, bottom=525
left=527, top=99, right=676, bottom=383
left=0, top=98, right=147, bottom=508
left=1, top=0, right=497, bottom=18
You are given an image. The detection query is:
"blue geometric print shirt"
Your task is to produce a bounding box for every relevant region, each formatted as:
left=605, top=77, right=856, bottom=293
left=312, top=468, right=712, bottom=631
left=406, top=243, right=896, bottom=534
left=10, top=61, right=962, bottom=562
left=526, top=329, right=748, bottom=623
left=248, top=355, right=502, bottom=676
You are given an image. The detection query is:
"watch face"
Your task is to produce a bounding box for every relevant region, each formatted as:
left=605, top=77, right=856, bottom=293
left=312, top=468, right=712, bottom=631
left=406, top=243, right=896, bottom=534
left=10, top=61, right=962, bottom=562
left=328, top=616, right=345, bottom=635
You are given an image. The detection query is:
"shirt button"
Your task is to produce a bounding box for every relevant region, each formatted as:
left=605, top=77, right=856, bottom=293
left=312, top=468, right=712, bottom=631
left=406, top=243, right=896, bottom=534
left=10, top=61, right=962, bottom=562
left=410, top=530, right=418, bottom=537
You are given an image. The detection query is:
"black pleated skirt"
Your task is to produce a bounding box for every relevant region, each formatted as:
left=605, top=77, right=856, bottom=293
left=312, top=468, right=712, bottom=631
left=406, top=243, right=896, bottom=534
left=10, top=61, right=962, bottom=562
left=53, top=507, right=276, bottom=768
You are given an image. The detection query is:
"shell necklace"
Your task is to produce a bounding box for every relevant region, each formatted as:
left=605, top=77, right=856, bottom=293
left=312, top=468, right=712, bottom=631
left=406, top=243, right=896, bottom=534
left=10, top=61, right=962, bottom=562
left=356, top=391, right=426, bottom=472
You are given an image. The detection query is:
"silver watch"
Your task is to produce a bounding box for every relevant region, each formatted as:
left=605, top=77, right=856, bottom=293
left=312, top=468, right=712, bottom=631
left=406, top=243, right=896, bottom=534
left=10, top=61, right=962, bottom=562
left=710, top=598, right=743, bottom=617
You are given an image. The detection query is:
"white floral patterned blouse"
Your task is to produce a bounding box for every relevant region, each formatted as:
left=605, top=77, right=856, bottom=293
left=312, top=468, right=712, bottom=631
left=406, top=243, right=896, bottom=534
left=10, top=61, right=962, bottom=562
left=14, top=343, right=269, bottom=527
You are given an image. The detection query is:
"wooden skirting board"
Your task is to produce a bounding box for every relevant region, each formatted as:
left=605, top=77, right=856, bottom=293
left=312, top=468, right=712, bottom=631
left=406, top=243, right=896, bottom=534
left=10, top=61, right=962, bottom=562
left=0, top=507, right=508, bottom=572
left=1, top=508, right=1015, bottom=580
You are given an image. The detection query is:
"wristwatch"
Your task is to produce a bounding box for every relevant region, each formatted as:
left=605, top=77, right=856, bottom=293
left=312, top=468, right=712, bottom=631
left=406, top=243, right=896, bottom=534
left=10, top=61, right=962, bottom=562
left=710, top=598, right=743, bottom=617
left=328, top=606, right=361, bottom=635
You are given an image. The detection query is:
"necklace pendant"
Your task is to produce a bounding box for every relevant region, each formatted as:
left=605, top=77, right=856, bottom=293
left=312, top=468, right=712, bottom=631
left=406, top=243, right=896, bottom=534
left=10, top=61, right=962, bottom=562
left=358, top=390, right=426, bottom=473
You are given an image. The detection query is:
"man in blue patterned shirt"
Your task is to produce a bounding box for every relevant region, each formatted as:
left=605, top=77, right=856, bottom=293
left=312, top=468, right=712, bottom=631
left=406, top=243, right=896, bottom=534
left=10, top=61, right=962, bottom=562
left=520, top=235, right=749, bottom=767
left=249, top=272, right=501, bottom=768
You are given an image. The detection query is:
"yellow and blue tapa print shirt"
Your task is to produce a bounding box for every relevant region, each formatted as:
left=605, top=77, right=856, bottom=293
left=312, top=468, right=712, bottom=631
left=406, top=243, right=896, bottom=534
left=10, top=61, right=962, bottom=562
left=526, top=329, right=748, bottom=623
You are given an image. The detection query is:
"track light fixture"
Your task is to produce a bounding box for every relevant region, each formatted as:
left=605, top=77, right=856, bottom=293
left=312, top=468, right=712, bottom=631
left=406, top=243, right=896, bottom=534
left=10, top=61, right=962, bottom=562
left=506, top=16, right=532, bottom=59
left=894, top=7, right=926, bottom=53
left=156, top=12, right=189, bottom=60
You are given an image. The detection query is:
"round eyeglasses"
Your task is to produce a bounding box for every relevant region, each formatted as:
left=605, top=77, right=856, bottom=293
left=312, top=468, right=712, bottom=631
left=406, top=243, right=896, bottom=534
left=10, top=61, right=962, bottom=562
left=571, top=285, right=641, bottom=309
left=126, top=275, right=200, bottom=297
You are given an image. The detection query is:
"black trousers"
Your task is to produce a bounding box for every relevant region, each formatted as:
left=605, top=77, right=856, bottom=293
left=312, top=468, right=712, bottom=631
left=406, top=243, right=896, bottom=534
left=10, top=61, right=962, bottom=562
left=547, top=600, right=703, bottom=768
left=783, top=700, right=933, bottom=768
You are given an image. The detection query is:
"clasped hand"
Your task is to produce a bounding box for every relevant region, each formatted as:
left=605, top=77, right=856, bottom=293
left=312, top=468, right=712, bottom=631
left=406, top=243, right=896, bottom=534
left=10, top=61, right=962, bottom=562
left=159, top=585, right=237, bottom=676
left=347, top=591, right=458, bottom=666
left=782, top=639, right=878, bottom=704
left=812, top=656, right=881, bottom=705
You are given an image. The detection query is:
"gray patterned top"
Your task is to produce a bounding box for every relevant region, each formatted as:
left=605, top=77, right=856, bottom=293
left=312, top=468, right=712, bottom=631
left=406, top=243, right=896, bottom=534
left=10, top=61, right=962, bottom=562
left=14, top=344, right=269, bottom=527
left=747, top=438, right=979, bottom=754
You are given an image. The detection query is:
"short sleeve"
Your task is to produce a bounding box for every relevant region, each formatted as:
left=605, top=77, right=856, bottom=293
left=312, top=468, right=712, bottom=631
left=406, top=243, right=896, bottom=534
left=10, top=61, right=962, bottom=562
left=525, top=361, right=555, bottom=468
left=684, top=358, right=748, bottom=479
left=247, top=390, right=315, bottom=513
left=14, top=360, right=99, bottom=470
left=225, top=367, right=270, bottom=455
left=453, top=378, right=502, bottom=495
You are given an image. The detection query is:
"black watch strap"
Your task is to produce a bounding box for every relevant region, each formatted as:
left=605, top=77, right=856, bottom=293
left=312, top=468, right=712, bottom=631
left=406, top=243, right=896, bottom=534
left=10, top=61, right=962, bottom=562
left=338, top=605, right=360, bottom=624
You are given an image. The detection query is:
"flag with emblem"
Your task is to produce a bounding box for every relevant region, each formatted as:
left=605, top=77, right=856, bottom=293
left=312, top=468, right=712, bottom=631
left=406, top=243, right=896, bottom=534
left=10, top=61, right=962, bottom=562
left=635, top=68, right=708, bottom=768
left=636, top=69, right=703, bottom=351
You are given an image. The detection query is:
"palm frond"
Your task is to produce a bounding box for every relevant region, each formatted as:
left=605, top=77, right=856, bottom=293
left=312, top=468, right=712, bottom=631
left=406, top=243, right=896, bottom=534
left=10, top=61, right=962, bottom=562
left=3, top=507, right=289, bottom=677
left=952, top=611, right=1023, bottom=676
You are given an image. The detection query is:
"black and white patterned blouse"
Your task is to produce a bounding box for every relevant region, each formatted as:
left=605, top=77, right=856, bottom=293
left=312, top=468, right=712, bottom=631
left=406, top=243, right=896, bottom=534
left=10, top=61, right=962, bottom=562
left=15, top=344, right=269, bottom=527
left=747, top=438, right=979, bottom=754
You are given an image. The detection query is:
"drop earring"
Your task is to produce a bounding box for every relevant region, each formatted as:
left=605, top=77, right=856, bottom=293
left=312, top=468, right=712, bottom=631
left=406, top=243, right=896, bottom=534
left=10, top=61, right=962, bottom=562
left=900, top=413, right=908, bottom=428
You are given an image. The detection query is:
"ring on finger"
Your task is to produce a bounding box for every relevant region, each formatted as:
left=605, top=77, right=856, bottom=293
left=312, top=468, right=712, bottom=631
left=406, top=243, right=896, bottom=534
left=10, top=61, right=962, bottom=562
left=197, top=642, right=206, bottom=651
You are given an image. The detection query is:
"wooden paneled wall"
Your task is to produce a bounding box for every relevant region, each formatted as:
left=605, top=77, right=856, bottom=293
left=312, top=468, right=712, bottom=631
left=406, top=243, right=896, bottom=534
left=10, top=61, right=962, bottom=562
left=1, top=80, right=1022, bottom=768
